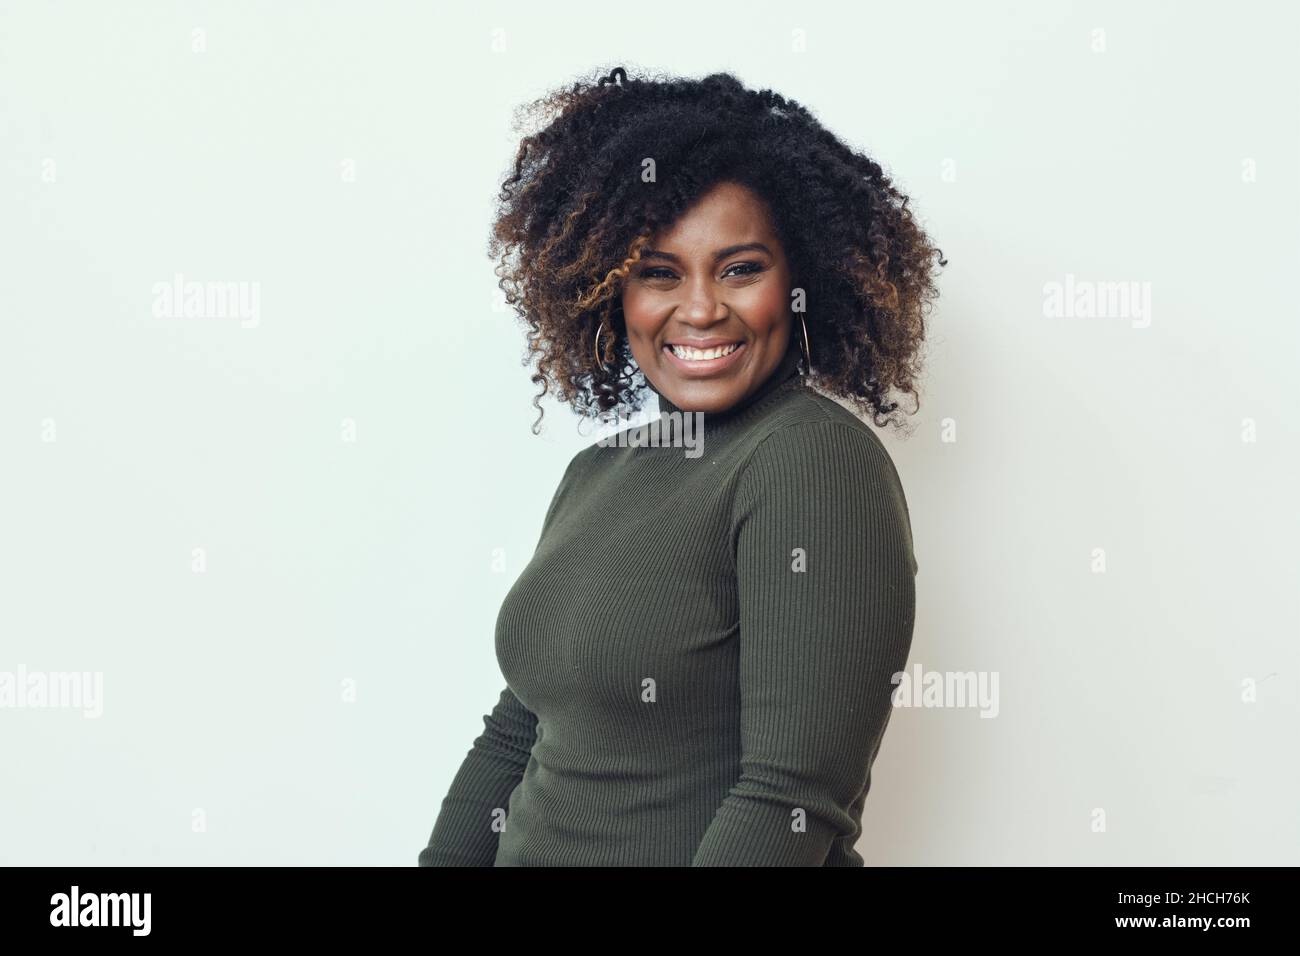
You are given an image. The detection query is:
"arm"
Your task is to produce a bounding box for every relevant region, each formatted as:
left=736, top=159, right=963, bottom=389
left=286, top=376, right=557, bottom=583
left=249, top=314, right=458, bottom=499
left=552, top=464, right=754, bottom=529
left=692, top=421, right=917, bottom=866
left=417, top=447, right=590, bottom=866
left=417, top=685, right=538, bottom=866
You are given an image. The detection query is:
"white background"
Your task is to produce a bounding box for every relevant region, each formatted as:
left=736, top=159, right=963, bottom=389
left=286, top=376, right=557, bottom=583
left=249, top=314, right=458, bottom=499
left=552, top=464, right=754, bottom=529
left=1, top=0, right=1296, bottom=865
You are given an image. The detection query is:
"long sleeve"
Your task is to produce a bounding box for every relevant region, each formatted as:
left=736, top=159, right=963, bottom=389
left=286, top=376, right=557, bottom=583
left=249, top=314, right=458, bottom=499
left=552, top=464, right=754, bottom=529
left=691, top=420, right=917, bottom=866
left=417, top=685, right=539, bottom=866
left=416, top=448, right=590, bottom=867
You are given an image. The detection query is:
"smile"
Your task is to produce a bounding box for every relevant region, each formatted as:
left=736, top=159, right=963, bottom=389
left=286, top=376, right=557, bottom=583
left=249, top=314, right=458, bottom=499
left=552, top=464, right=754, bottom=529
left=668, top=342, right=741, bottom=361
left=662, top=341, right=747, bottom=375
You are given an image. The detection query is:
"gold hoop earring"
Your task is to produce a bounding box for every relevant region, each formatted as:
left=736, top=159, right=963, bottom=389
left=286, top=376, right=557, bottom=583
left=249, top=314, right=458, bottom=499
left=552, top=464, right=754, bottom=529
left=798, top=314, right=812, bottom=369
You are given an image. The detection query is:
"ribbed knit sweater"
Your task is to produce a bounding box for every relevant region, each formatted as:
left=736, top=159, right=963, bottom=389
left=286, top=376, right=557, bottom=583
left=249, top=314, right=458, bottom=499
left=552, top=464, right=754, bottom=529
left=417, top=343, right=918, bottom=866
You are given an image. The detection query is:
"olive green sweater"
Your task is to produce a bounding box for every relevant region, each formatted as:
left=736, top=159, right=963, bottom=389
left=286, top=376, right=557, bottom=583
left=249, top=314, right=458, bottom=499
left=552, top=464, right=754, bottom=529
left=418, top=344, right=918, bottom=866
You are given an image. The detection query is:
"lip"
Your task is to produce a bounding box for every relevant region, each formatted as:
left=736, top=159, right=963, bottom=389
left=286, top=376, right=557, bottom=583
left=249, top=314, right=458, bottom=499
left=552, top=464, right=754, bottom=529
left=664, top=336, right=743, bottom=349
left=662, top=340, right=747, bottom=376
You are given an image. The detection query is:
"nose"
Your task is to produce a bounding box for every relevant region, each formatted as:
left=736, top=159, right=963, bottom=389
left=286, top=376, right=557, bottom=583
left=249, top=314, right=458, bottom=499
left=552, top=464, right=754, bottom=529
left=676, top=276, right=729, bottom=328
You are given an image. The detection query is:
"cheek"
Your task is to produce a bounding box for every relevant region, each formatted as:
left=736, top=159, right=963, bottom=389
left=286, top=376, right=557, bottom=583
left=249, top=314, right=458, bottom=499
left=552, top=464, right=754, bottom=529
left=740, top=280, right=790, bottom=330
left=620, top=290, right=656, bottom=338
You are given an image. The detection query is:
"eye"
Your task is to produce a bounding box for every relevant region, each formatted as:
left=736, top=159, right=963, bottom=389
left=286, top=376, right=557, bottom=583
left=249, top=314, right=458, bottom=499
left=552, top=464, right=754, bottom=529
left=639, top=267, right=677, bottom=281
left=722, top=261, right=765, bottom=278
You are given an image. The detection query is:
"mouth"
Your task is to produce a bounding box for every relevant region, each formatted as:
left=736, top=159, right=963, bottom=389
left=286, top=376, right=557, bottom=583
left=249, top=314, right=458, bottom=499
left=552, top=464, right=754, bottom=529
left=663, top=340, right=747, bottom=375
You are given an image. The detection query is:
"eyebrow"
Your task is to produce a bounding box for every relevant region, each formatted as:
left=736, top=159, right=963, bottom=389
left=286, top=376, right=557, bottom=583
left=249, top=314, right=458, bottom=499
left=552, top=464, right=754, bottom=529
left=640, top=242, right=772, bottom=265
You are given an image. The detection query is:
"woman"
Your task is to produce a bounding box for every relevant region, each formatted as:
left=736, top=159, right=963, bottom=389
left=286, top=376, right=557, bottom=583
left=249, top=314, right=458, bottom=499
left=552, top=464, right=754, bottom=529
left=418, top=66, right=945, bottom=866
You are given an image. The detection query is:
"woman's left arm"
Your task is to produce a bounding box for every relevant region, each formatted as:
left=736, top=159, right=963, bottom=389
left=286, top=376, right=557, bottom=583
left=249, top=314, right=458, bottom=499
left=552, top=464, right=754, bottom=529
left=692, top=420, right=918, bottom=866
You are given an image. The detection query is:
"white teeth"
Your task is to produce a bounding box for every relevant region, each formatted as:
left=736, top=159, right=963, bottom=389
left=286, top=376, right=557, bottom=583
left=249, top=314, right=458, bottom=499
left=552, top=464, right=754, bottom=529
left=669, top=342, right=740, bottom=361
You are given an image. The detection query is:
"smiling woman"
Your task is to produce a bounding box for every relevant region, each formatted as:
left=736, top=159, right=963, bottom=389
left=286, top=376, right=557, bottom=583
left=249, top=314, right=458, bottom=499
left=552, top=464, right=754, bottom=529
left=417, top=64, right=946, bottom=867
left=485, top=65, right=945, bottom=433
left=621, top=182, right=794, bottom=415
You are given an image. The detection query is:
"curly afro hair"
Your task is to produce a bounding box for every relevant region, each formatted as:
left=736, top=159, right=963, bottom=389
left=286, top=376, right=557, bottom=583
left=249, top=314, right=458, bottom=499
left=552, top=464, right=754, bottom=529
left=489, top=64, right=946, bottom=433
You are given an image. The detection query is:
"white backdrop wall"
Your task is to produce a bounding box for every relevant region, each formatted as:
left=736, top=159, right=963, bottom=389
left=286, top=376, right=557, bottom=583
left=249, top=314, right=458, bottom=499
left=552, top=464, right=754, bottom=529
left=1, top=0, right=1295, bottom=865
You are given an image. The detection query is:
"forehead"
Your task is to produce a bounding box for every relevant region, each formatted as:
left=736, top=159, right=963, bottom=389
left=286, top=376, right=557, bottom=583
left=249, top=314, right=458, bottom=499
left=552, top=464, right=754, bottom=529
left=653, top=181, right=778, bottom=247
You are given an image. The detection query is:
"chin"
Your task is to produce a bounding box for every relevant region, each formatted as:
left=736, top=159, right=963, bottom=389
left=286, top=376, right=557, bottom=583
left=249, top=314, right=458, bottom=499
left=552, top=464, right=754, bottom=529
left=663, top=384, right=738, bottom=414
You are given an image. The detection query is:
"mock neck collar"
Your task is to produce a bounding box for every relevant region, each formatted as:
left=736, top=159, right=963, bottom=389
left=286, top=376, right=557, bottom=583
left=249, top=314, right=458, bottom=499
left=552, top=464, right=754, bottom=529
left=646, top=340, right=804, bottom=430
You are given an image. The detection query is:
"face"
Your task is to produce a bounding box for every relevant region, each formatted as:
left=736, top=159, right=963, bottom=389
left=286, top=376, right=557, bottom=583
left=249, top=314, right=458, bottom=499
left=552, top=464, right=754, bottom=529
left=619, top=180, right=794, bottom=414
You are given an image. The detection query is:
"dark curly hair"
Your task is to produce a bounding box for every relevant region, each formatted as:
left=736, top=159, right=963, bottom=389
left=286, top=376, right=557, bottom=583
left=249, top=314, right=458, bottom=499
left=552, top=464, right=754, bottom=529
left=489, top=64, right=946, bottom=433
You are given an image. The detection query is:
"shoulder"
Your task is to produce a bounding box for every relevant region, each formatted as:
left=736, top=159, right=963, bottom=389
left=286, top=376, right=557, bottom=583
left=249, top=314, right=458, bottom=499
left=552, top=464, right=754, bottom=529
left=731, top=387, right=916, bottom=567
left=739, top=386, right=904, bottom=493
left=557, top=440, right=600, bottom=486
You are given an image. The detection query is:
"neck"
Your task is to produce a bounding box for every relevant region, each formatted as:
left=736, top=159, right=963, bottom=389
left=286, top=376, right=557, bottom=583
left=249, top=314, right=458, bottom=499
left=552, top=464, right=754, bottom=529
left=648, top=340, right=804, bottom=432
